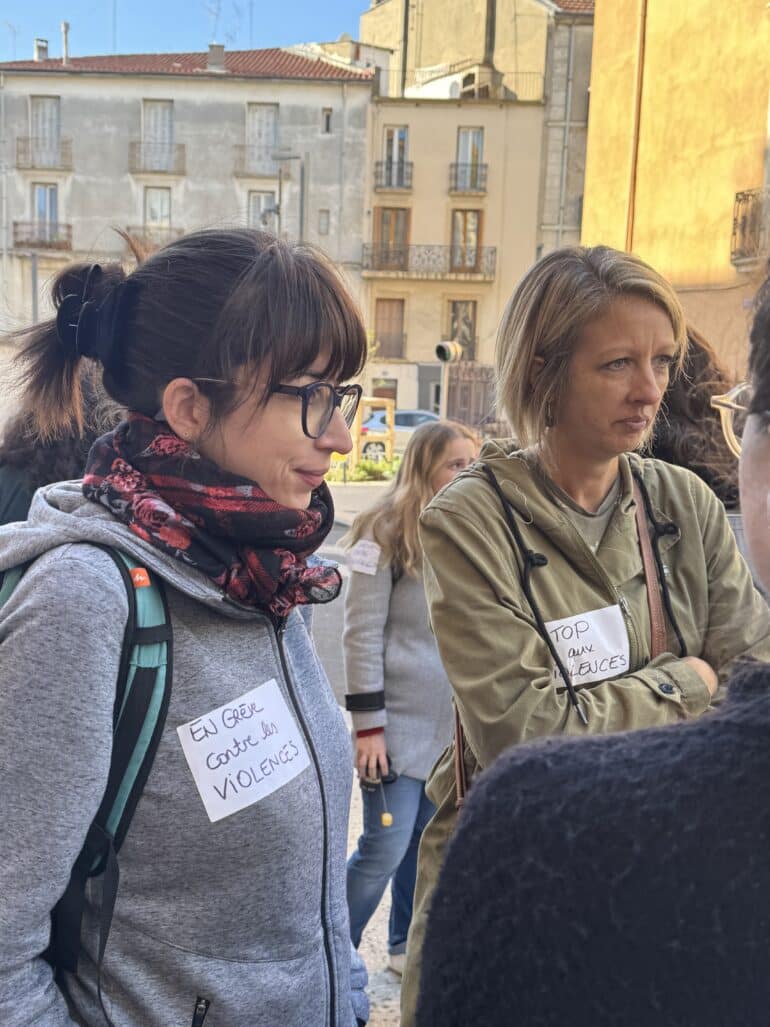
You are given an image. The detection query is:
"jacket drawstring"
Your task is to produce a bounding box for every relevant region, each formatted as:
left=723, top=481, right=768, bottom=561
left=481, top=464, right=589, bottom=726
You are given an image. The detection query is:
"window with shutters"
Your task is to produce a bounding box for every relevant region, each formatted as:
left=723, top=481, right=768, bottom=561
left=248, top=190, right=277, bottom=232
left=448, top=300, right=477, bottom=360
left=29, top=96, right=60, bottom=168
left=453, top=127, right=486, bottom=191
left=450, top=210, right=481, bottom=271
left=373, top=208, right=410, bottom=270
left=32, top=182, right=58, bottom=237
left=374, top=298, right=406, bottom=358
left=144, top=187, right=171, bottom=228
left=245, top=103, right=279, bottom=175
left=142, top=100, right=174, bottom=172
left=381, top=126, right=410, bottom=188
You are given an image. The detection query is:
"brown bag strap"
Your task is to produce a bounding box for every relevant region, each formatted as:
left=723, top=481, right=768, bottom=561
left=453, top=702, right=467, bottom=809
left=632, top=477, right=667, bottom=658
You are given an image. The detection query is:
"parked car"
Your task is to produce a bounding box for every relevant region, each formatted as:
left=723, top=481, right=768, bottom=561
left=360, top=409, right=440, bottom=458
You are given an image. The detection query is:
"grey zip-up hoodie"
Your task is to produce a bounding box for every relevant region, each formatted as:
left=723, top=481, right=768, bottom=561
left=0, top=482, right=368, bottom=1027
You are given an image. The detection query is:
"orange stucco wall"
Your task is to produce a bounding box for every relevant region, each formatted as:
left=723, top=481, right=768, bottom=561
left=582, top=0, right=770, bottom=365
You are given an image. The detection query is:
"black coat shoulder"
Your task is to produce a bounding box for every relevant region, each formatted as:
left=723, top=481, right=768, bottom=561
left=418, top=661, right=770, bottom=1027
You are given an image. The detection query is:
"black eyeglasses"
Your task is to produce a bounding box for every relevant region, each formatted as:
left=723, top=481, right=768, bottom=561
left=273, top=382, right=363, bottom=439
left=192, top=377, right=362, bottom=439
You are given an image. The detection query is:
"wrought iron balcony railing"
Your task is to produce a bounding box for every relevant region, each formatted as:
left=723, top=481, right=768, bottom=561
left=126, top=225, right=184, bottom=253
left=362, top=244, right=496, bottom=279
left=13, top=221, right=72, bottom=250
left=16, top=136, right=73, bottom=171
left=731, top=188, right=770, bottom=268
left=233, top=146, right=279, bottom=177
left=129, top=141, right=186, bottom=175
left=450, top=163, right=488, bottom=193
left=374, top=161, right=413, bottom=190
left=373, top=332, right=407, bottom=359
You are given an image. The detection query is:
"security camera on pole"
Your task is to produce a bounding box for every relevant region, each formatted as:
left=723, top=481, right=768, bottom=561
left=435, top=340, right=465, bottom=419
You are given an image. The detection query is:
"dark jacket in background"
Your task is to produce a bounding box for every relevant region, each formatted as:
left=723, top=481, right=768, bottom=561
left=0, top=464, right=35, bottom=525
left=417, top=660, right=770, bottom=1027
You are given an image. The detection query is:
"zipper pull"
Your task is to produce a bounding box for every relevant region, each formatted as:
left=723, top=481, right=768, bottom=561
left=191, top=996, right=211, bottom=1027
left=618, top=593, right=630, bottom=616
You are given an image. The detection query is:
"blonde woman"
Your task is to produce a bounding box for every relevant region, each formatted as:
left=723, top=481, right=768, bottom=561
left=401, top=245, right=770, bottom=1025
left=343, top=420, right=478, bottom=975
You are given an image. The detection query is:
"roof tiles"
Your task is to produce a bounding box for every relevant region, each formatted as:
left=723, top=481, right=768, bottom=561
left=553, top=0, right=594, bottom=12
left=0, top=47, right=374, bottom=81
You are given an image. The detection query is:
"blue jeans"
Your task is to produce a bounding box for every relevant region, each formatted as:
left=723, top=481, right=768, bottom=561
left=347, top=774, right=436, bottom=954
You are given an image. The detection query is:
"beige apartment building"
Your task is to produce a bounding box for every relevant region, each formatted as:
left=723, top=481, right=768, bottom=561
left=0, top=42, right=373, bottom=332
left=361, top=97, right=542, bottom=418
left=357, top=0, right=593, bottom=421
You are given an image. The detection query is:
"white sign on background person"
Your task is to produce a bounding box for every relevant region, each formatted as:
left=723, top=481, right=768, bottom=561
left=177, top=679, right=310, bottom=823
left=348, top=539, right=382, bottom=576
left=544, top=604, right=630, bottom=688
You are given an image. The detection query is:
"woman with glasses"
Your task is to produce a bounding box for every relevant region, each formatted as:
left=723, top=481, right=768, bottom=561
left=0, top=231, right=369, bottom=1026
left=646, top=327, right=761, bottom=581
left=343, top=420, right=478, bottom=976
left=412, top=267, right=770, bottom=1027
left=651, top=326, right=740, bottom=506
left=401, top=245, right=770, bottom=1025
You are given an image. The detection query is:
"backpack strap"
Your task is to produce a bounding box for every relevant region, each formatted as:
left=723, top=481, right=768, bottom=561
left=49, top=545, right=173, bottom=977
left=0, top=563, right=29, bottom=606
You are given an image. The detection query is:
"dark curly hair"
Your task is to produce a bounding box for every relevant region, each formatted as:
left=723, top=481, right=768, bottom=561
left=649, top=325, right=739, bottom=508
left=0, top=368, right=122, bottom=493
left=749, top=269, right=770, bottom=423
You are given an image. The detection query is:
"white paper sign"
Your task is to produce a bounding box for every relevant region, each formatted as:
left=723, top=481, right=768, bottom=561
left=177, top=679, right=310, bottom=823
left=348, top=539, right=382, bottom=576
left=544, top=604, right=630, bottom=688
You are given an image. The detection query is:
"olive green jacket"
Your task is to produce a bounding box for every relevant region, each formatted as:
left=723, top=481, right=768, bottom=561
left=401, top=441, right=770, bottom=1025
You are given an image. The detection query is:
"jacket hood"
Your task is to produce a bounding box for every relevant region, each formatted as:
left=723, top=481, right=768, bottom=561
left=0, top=480, right=262, bottom=618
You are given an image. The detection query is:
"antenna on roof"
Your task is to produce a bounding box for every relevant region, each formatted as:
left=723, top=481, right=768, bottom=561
left=205, top=0, right=222, bottom=42
left=4, top=21, right=19, bottom=60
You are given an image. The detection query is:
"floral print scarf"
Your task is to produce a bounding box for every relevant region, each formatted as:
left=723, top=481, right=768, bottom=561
left=83, top=413, right=340, bottom=617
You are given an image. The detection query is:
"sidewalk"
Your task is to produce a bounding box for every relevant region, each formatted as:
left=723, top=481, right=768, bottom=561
left=328, top=481, right=390, bottom=527
left=323, top=479, right=402, bottom=1025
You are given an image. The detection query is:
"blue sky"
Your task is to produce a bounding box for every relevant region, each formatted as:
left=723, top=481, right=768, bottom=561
left=0, top=1, right=367, bottom=62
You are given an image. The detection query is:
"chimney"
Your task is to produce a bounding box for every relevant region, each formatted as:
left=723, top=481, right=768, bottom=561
left=33, top=38, right=49, bottom=62
left=207, top=43, right=226, bottom=72
left=61, top=22, right=70, bottom=66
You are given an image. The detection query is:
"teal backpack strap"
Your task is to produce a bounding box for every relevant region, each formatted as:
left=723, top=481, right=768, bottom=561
left=49, top=546, right=173, bottom=981
left=0, top=564, right=29, bottom=606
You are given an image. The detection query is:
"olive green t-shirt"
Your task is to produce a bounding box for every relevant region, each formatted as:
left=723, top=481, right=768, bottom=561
left=523, top=452, right=621, bottom=553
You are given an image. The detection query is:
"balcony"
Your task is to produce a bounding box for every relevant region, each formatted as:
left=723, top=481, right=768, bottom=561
left=16, top=136, right=73, bottom=171
left=373, top=332, right=407, bottom=359
left=129, top=141, right=186, bottom=175
left=13, top=221, right=72, bottom=250
left=450, top=163, right=488, bottom=194
left=374, top=161, right=413, bottom=191
left=233, top=146, right=279, bottom=178
left=125, top=225, right=184, bottom=254
left=363, top=244, right=496, bottom=281
left=731, top=188, right=770, bottom=269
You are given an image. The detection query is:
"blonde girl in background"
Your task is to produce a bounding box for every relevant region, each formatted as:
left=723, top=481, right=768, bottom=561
left=343, top=420, right=478, bottom=975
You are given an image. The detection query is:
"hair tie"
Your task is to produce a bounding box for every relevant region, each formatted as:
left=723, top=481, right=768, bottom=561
left=55, top=264, right=129, bottom=368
